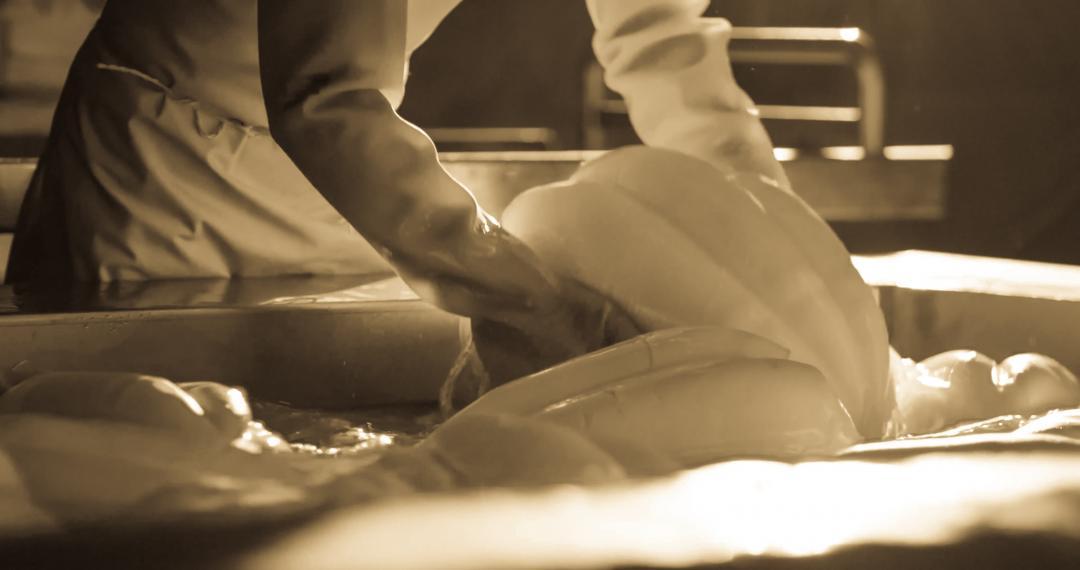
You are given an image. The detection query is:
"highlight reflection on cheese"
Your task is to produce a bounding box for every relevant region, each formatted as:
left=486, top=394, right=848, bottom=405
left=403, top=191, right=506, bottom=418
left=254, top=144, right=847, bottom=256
left=892, top=349, right=1080, bottom=435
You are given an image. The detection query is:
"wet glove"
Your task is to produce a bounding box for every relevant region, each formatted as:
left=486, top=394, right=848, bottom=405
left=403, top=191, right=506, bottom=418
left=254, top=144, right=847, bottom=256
left=258, top=0, right=641, bottom=404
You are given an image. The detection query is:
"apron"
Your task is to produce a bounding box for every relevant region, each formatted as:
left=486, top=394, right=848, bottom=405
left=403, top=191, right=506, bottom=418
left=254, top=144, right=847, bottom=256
left=6, top=0, right=458, bottom=283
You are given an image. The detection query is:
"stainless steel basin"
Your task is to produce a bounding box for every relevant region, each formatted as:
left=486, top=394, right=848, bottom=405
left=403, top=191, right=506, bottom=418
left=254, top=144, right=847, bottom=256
left=2, top=250, right=1079, bottom=570
left=0, top=151, right=952, bottom=408
left=0, top=275, right=465, bottom=408
left=1, top=250, right=1078, bottom=408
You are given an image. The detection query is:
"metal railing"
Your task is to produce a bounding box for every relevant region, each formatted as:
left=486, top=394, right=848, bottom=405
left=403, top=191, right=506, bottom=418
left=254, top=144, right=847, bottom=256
left=425, top=127, right=561, bottom=151
left=583, top=25, right=886, bottom=156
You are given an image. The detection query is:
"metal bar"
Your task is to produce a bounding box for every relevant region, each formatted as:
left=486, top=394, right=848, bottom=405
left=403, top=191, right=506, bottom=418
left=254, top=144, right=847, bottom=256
left=582, top=26, right=888, bottom=156
left=855, top=50, right=887, bottom=156
left=727, top=47, right=852, bottom=66
left=597, top=100, right=864, bottom=123
left=756, top=105, right=861, bottom=122
left=425, top=127, right=561, bottom=150
left=726, top=25, right=886, bottom=156
left=727, top=26, right=866, bottom=43
left=582, top=62, right=608, bottom=149
left=438, top=150, right=948, bottom=222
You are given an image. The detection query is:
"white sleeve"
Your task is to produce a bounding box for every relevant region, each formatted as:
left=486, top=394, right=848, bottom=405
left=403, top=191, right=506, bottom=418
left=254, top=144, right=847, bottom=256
left=585, top=0, right=789, bottom=188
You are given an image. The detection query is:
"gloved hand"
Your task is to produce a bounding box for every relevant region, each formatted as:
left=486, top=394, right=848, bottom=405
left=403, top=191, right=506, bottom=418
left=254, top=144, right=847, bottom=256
left=258, top=1, right=641, bottom=396
left=437, top=267, right=642, bottom=415
left=369, top=198, right=641, bottom=414
left=469, top=276, right=642, bottom=389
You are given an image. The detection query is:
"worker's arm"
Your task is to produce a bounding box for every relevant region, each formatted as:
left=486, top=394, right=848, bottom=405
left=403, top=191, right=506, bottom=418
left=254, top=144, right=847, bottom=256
left=257, top=0, right=560, bottom=319
left=257, top=1, right=637, bottom=381
left=586, top=0, right=790, bottom=189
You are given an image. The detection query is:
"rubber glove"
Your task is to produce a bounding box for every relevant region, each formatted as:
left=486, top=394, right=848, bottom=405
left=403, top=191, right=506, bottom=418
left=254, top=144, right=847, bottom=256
left=258, top=1, right=640, bottom=387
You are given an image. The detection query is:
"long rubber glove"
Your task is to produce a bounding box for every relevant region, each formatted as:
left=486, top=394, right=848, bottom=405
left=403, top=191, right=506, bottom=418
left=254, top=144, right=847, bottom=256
left=257, top=1, right=638, bottom=383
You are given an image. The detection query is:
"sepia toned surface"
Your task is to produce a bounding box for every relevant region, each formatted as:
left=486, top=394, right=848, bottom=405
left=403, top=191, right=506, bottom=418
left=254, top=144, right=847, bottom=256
left=0, top=2, right=1078, bottom=568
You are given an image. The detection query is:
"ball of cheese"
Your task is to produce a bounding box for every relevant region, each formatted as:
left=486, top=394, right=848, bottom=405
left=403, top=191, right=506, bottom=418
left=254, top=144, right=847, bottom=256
left=893, top=350, right=1080, bottom=434
left=0, top=371, right=220, bottom=442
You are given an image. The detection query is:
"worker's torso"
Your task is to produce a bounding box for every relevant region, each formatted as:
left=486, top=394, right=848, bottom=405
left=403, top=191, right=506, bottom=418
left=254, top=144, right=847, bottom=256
left=93, top=0, right=462, bottom=125
left=5, top=0, right=473, bottom=282
left=96, top=0, right=267, bottom=127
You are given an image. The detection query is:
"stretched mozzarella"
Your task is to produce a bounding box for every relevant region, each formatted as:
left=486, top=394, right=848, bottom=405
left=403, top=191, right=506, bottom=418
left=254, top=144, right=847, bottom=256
left=729, top=171, right=892, bottom=434
left=536, top=358, right=860, bottom=466
left=460, top=326, right=789, bottom=418
left=501, top=146, right=891, bottom=437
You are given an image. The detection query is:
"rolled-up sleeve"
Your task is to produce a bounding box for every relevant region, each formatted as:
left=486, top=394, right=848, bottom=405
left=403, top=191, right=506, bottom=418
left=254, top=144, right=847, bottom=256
left=586, top=0, right=789, bottom=187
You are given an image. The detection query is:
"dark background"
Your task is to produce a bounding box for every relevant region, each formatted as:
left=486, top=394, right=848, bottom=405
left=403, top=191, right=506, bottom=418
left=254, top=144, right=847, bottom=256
left=2, top=0, right=1079, bottom=262
left=396, top=0, right=1080, bottom=263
